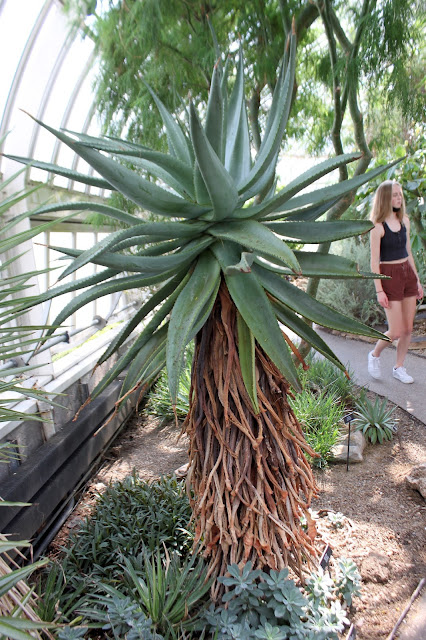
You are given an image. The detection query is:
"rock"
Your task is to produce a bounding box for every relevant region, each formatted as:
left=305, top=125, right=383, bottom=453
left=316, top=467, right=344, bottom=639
left=174, top=462, right=189, bottom=478
left=405, top=463, right=426, bottom=500
left=331, top=445, right=364, bottom=463
left=331, top=430, right=367, bottom=463
left=360, top=552, right=391, bottom=583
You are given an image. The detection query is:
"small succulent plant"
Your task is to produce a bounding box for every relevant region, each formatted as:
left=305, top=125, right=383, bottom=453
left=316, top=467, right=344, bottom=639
left=353, top=391, right=397, bottom=444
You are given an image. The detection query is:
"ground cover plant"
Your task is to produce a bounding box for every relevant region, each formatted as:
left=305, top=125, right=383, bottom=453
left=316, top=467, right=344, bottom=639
left=35, top=472, right=361, bottom=640
left=3, top=27, right=396, bottom=596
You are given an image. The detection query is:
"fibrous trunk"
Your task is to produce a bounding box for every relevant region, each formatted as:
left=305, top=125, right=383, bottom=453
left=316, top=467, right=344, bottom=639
left=183, top=282, right=319, bottom=599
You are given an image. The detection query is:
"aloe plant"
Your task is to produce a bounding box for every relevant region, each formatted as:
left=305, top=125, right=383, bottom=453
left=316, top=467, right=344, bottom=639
left=3, top=29, right=395, bottom=592
left=0, top=169, right=64, bottom=640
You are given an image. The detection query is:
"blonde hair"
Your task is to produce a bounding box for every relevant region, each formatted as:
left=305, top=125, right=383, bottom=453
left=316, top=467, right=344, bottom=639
left=370, top=180, right=405, bottom=224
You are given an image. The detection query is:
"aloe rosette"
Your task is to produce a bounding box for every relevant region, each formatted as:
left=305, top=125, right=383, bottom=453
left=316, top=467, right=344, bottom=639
left=5, top=29, right=395, bottom=590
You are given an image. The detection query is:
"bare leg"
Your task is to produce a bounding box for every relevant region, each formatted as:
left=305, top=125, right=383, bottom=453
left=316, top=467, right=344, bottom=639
left=371, top=301, right=403, bottom=358
left=395, top=296, right=416, bottom=367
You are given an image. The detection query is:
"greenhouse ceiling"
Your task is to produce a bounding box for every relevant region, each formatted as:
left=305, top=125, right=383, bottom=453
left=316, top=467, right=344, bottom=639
left=0, top=0, right=102, bottom=194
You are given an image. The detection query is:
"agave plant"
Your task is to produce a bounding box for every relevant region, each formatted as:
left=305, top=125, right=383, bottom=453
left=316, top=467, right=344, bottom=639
left=3, top=28, right=395, bottom=593
left=353, top=390, right=397, bottom=444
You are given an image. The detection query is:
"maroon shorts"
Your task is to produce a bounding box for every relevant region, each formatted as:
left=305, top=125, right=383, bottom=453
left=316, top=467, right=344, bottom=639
left=380, top=261, right=418, bottom=301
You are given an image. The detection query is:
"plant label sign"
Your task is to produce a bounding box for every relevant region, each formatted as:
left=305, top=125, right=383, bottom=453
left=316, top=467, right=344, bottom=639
left=320, top=544, right=333, bottom=570
left=344, top=413, right=355, bottom=424
left=345, top=623, right=356, bottom=639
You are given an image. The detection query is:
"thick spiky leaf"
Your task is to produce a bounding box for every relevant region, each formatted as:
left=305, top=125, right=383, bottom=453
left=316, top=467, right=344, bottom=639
left=283, top=198, right=340, bottom=222
left=193, top=65, right=224, bottom=203
left=224, top=44, right=251, bottom=184
left=237, top=32, right=296, bottom=199
left=58, top=221, right=209, bottom=280
left=189, top=103, right=239, bottom=220
left=144, top=83, right=193, bottom=166
left=96, top=271, right=190, bottom=366
left=5, top=268, right=118, bottom=316
left=254, top=264, right=386, bottom=340
left=270, top=298, right=345, bottom=371
left=48, top=236, right=213, bottom=274
left=43, top=270, right=180, bottom=340
left=3, top=154, right=113, bottom=190
left=233, top=197, right=339, bottom=222
left=255, top=252, right=384, bottom=279
left=117, top=154, right=195, bottom=199
left=91, top=283, right=183, bottom=401
left=237, top=312, right=259, bottom=413
left=212, top=241, right=300, bottom=391
left=208, top=219, right=300, bottom=274
left=167, top=251, right=221, bottom=404
left=29, top=201, right=141, bottom=226
left=188, top=276, right=221, bottom=340
left=260, top=158, right=404, bottom=220
left=120, top=325, right=168, bottom=398
left=255, top=152, right=362, bottom=216
left=205, top=62, right=225, bottom=160
left=25, top=115, right=207, bottom=218
left=266, top=219, right=373, bottom=242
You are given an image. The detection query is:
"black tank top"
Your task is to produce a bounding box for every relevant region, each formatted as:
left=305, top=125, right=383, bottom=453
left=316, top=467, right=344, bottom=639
left=380, top=221, right=408, bottom=262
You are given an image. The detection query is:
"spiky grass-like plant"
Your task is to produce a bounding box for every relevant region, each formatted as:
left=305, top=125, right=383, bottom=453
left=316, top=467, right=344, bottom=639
left=3, top=29, right=395, bottom=594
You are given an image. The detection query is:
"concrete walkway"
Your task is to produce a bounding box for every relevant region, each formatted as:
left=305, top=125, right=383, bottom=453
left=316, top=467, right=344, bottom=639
left=316, top=328, right=426, bottom=424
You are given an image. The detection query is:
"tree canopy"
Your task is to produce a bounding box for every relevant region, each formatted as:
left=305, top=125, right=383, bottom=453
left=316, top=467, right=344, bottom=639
left=65, top=0, right=424, bottom=157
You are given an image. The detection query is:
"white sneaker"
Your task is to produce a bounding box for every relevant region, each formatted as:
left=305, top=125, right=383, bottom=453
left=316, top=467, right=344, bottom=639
left=393, top=367, right=414, bottom=384
left=368, top=351, right=381, bottom=379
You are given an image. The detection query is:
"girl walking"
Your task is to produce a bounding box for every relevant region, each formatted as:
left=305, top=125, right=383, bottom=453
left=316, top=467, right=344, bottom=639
left=368, top=180, right=423, bottom=383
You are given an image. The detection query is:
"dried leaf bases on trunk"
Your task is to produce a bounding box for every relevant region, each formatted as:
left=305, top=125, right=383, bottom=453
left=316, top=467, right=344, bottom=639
left=184, top=283, right=318, bottom=599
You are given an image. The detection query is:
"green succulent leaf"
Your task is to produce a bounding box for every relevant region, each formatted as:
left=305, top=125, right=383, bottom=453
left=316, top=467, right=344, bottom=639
left=44, top=270, right=180, bottom=340
left=255, top=251, right=382, bottom=279
left=237, top=312, right=259, bottom=413
left=254, top=264, right=386, bottom=340
left=262, top=158, right=404, bottom=220
left=120, top=325, right=168, bottom=399
left=167, top=250, right=221, bottom=404
left=144, top=82, right=193, bottom=166
left=96, top=270, right=190, bottom=366
left=3, top=153, right=113, bottom=190
left=91, top=283, right=183, bottom=401
left=48, top=235, right=213, bottom=274
left=205, top=62, right=225, bottom=161
left=117, top=153, right=195, bottom=199
left=189, top=102, right=239, bottom=220
left=209, top=219, right=300, bottom=274
left=238, top=32, right=296, bottom=199
left=5, top=269, right=118, bottom=317
left=266, top=219, right=373, bottom=243
left=224, top=43, right=251, bottom=184
left=25, top=115, right=207, bottom=218
left=28, top=200, right=141, bottom=226
left=57, top=221, right=209, bottom=281
left=213, top=241, right=300, bottom=391
left=270, top=298, right=345, bottom=371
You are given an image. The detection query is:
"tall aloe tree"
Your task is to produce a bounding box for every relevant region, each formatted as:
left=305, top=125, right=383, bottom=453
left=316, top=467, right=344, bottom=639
left=4, top=29, right=395, bottom=594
